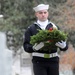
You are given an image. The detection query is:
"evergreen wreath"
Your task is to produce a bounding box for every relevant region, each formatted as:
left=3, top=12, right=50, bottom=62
left=30, top=27, right=68, bottom=51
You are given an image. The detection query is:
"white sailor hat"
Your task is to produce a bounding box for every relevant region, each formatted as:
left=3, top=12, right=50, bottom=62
left=33, top=4, right=49, bottom=12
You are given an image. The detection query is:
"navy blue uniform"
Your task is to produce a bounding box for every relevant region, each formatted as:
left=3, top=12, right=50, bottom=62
left=23, top=22, right=68, bottom=75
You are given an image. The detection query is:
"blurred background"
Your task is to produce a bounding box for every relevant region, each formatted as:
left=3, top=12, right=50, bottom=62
left=0, top=0, right=75, bottom=75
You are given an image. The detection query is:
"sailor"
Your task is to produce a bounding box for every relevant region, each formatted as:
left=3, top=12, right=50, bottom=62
left=23, top=4, right=68, bottom=75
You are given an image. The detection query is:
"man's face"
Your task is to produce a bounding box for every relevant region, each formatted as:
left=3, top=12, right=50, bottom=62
left=35, top=10, right=49, bottom=21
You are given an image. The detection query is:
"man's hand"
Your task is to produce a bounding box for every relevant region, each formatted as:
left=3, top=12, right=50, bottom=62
left=33, top=42, right=44, bottom=51
left=55, top=40, right=66, bottom=49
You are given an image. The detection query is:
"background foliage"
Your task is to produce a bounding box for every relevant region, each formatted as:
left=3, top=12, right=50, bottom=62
left=0, top=0, right=75, bottom=51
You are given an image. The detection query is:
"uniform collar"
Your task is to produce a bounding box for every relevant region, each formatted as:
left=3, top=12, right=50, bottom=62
left=34, top=20, right=50, bottom=26
left=34, top=21, right=57, bottom=30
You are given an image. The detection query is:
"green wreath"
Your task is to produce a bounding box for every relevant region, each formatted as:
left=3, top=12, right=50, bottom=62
left=30, top=28, right=68, bottom=51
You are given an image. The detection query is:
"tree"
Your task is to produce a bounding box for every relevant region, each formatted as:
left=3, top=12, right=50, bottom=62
left=0, top=0, right=75, bottom=51
left=0, top=0, right=35, bottom=51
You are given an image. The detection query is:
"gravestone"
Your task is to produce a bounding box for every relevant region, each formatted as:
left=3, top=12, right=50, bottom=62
left=20, top=49, right=33, bottom=75
left=0, top=32, right=12, bottom=75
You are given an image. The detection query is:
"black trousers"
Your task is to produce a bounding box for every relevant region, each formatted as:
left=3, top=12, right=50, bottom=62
left=32, top=57, right=59, bottom=75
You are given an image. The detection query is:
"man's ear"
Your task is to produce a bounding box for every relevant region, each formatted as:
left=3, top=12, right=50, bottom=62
left=35, top=12, right=38, bottom=17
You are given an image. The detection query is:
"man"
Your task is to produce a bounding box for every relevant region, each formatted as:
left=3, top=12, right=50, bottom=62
left=23, top=4, right=68, bottom=75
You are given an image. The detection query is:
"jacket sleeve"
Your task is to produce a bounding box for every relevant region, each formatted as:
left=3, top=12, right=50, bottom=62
left=23, top=27, right=34, bottom=53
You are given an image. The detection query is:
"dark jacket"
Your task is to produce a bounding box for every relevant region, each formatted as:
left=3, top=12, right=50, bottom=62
left=23, top=22, right=68, bottom=52
left=23, top=22, right=68, bottom=63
